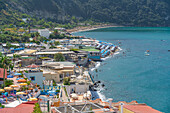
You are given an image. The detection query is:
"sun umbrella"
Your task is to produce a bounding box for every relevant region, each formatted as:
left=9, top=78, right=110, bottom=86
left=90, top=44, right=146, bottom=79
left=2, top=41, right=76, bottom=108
left=10, top=85, right=18, bottom=88
left=71, top=93, right=78, bottom=99
left=27, top=98, right=38, bottom=101
left=19, top=83, right=27, bottom=86
left=29, top=88, right=33, bottom=90
left=16, top=92, right=27, bottom=95
left=7, top=75, right=13, bottom=78
left=16, top=77, right=24, bottom=80
left=71, top=75, right=76, bottom=78
left=18, top=79, right=27, bottom=83
left=77, top=76, right=83, bottom=79
left=0, top=89, right=5, bottom=92
left=4, top=87, right=13, bottom=91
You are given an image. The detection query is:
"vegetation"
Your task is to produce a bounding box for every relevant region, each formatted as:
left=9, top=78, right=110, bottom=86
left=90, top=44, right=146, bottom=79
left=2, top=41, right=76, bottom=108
left=54, top=53, right=65, bottom=61
left=0, top=103, right=5, bottom=108
left=33, top=103, right=42, bottom=113
left=54, top=41, right=60, bottom=46
left=0, top=54, right=13, bottom=88
left=70, top=48, right=80, bottom=51
left=0, top=0, right=169, bottom=27
left=63, top=77, right=70, bottom=85
left=4, top=79, right=13, bottom=87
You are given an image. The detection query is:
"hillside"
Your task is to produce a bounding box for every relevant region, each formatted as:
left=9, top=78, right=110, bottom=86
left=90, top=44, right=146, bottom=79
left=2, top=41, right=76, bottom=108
left=1, top=0, right=170, bottom=26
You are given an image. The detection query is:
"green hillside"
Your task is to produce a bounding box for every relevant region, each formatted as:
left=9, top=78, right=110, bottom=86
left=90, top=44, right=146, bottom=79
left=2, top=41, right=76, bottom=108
left=1, top=0, right=170, bottom=26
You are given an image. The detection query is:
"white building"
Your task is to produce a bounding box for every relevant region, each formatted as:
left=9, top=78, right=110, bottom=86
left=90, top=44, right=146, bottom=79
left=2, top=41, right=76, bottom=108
left=38, top=29, right=50, bottom=39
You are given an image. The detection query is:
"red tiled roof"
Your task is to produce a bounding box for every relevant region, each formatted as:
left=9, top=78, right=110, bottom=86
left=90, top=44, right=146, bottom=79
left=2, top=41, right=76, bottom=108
left=0, top=103, right=35, bottom=113
left=123, top=104, right=162, bottom=113
left=26, top=64, right=40, bottom=68
left=0, top=68, right=7, bottom=79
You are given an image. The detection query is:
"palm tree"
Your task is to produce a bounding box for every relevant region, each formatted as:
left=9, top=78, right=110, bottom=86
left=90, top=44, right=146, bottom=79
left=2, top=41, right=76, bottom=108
left=13, top=54, right=21, bottom=67
left=0, top=55, right=12, bottom=88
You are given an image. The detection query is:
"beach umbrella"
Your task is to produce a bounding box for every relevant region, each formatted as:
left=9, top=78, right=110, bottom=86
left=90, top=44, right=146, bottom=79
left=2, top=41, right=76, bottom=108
left=7, top=75, right=13, bottom=78
left=14, top=73, right=22, bottom=76
left=4, top=87, right=13, bottom=91
left=19, top=83, right=27, bottom=86
left=10, top=85, right=18, bottom=88
left=77, top=76, right=83, bottom=79
left=27, top=98, right=38, bottom=101
left=0, top=89, right=5, bottom=92
left=71, top=93, right=78, bottom=99
left=71, top=75, right=76, bottom=78
left=16, top=77, right=24, bottom=80
left=18, top=79, right=27, bottom=83
left=16, top=92, right=27, bottom=95
left=29, top=88, right=33, bottom=90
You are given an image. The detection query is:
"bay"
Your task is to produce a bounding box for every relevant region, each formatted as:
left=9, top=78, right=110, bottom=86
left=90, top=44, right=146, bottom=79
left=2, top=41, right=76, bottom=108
left=73, top=27, right=170, bottom=113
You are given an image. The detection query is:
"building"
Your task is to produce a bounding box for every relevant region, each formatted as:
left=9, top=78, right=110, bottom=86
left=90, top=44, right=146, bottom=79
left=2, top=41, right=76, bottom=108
left=35, top=48, right=74, bottom=60
left=38, top=29, right=50, bottom=39
left=24, top=64, right=45, bottom=88
left=0, top=68, right=7, bottom=86
left=30, top=29, right=38, bottom=33
left=41, top=61, right=75, bottom=82
left=119, top=104, right=162, bottom=113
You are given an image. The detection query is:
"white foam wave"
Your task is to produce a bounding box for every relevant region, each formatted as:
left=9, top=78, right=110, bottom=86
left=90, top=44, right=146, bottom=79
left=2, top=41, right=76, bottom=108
left=97, top=91, right=106, bottom=102
left=91, top=62, right=101, bottom=72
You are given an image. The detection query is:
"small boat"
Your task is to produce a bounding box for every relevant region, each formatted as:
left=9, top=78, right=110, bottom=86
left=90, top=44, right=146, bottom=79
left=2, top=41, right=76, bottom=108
left=145, top=54, right=150, bottom=56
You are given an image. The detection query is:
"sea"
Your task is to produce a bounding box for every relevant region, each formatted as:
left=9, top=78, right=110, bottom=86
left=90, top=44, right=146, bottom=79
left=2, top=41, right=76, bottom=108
left=73, top=27, right=170, bottom=113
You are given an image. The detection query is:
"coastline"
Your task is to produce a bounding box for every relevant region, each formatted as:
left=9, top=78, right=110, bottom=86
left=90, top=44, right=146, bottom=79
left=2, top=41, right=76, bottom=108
left=72, top=26, right=122, bottom=102
left=67, top=24, right=122, bottom=33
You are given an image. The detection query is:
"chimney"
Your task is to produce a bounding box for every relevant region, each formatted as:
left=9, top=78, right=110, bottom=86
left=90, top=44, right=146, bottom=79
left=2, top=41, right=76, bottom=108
left=120, top=102, right=124, bottom=113
left=108, top=98, right=113, bottom=108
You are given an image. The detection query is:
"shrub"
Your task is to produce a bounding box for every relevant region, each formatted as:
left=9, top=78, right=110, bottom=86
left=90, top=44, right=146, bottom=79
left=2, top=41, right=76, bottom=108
left=33, top=103, right=42, bottom=113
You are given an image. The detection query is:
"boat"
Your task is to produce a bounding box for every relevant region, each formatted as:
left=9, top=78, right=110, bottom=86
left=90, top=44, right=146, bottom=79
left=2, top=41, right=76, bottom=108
left=145, top=53, right=150, bottom=56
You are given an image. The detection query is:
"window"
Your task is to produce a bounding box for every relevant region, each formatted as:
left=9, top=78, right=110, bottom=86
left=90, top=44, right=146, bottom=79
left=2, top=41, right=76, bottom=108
left=30, top=76, right=35, bottom=81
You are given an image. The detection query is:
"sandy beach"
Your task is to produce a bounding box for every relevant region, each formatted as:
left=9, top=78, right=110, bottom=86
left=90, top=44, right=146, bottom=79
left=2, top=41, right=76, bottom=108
left=67, top=24, right=121, bottom=33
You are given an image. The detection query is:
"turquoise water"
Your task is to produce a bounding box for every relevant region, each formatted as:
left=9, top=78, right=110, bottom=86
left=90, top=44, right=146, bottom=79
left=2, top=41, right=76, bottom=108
left=73, top=27, right=170, bottom=113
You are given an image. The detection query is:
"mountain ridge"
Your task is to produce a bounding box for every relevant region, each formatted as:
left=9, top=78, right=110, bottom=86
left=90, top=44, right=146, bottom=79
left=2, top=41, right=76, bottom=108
left=1, top=0, right=170, bottom=26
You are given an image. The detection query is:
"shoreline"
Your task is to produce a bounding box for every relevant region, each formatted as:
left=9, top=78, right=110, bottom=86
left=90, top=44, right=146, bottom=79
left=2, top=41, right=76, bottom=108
left=67, top=24, right=122, bottom=33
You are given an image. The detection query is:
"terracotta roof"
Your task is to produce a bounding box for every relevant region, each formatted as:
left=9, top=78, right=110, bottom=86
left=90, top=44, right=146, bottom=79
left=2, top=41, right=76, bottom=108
left=0, top=101, right=37, bottom=113
left=123, top=104, right=162, bottom=113
left=0, top=68, right=7, bottom=79
left=26, top=64, right=40, bottom=68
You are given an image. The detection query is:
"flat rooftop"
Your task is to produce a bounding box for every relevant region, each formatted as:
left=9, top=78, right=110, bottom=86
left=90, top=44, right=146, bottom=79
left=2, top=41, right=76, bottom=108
left=80, top=47, right=99, bottom=52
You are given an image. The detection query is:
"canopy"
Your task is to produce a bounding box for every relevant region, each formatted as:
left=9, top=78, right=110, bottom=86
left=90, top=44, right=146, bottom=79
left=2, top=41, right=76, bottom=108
left=28, top=98, right=38, bottom=101
left=4, top=87, right=13, bottom=90
left=26, top=64, right=40, bottom=68
left=16, top=92, right=27, bottom=95
left=18, top=79, right=27, bottom=83
left=0, top=89, right=5, bottom=92
left=19, top=83, right=27, bottom=86
left=14, top=73, right=22, bottom=76
left=7, top=75, right=13, bottom=78
left=10, top=85, right=19, bottom=88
